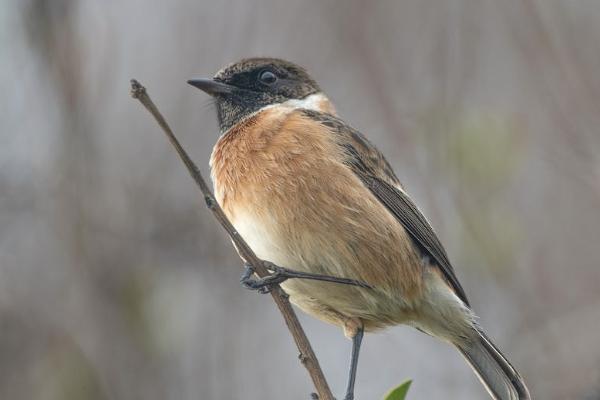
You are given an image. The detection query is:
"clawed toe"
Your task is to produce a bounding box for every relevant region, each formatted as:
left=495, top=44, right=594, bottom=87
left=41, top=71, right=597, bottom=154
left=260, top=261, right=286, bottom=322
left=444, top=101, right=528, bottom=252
left=240, top=262, right=287, bottom=293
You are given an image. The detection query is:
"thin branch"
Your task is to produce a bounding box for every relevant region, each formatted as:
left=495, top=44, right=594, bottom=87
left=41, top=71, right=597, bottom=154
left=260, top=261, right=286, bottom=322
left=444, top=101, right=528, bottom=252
left=129, top=79, right=335, bottom=400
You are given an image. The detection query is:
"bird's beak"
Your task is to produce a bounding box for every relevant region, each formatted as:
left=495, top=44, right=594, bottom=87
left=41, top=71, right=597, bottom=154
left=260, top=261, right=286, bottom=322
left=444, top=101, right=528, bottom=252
left=187, top=78, right=234, bottom=96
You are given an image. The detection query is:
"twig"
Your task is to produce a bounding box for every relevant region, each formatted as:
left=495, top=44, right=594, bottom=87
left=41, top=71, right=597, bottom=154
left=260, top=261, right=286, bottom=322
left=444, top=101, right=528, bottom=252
left=129, top=79, right=335, bottom=400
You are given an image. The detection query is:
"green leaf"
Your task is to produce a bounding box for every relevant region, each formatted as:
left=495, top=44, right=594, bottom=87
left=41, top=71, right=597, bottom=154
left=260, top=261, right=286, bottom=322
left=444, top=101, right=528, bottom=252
left=383, top=380, right=412, bottom=400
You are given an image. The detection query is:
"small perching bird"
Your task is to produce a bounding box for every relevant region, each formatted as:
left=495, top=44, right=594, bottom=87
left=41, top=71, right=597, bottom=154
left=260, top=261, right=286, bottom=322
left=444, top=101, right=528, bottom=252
left=188, top=58, right=530, bottom=400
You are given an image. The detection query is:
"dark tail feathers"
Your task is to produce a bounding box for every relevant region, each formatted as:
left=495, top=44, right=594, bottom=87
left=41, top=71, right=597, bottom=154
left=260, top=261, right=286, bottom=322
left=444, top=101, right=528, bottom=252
left=456, top=329, right=530, bottom=400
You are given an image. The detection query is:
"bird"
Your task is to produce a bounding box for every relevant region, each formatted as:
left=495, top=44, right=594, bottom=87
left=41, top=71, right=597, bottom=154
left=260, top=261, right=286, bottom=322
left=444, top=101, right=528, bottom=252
left=188, top=58, right=530, bottom=400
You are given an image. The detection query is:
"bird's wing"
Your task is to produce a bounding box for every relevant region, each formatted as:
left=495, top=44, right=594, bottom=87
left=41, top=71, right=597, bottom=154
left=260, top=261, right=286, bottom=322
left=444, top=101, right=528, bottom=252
left=301, top=109, right=470, bottom=306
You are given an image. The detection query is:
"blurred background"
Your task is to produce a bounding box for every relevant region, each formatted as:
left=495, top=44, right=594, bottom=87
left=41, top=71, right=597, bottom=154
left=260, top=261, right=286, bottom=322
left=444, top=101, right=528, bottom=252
left=1, top=1, right=600, bottom=399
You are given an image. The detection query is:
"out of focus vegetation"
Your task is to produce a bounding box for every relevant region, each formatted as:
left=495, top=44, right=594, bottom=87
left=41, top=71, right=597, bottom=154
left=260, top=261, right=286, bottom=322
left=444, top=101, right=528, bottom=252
left=2, top=1, right=600, bottom=399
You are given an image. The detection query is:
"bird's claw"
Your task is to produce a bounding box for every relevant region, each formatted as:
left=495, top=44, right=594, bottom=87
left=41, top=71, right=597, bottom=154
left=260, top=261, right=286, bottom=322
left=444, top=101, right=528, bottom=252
left=240, top=262, right=288, bottom=294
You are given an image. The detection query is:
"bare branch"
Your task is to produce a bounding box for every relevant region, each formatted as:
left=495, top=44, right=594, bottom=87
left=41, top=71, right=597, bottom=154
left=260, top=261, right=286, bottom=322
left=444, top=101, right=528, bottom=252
left=129, top=79, right=335, bottom=400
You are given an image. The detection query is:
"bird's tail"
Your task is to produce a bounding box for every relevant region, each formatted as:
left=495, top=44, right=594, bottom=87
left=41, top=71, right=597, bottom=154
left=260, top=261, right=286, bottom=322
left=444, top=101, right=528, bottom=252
left=456, top=329, right=530, bottom=400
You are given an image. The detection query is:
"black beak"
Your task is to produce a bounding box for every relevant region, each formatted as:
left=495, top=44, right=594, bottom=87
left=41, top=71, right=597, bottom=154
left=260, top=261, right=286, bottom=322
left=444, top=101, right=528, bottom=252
left=187, top=78, right=234, bottom=96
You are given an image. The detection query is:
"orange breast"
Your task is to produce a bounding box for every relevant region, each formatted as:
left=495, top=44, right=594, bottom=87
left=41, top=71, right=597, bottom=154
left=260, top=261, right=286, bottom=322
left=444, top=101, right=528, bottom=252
left=210, top=108, right=424, bottom=307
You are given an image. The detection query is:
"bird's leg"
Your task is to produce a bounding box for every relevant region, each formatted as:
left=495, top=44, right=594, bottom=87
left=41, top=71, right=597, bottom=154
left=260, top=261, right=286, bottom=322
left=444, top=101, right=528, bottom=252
left=343, top=319, right=364, bottom=400
left=240, top=261, right=372, bottom=294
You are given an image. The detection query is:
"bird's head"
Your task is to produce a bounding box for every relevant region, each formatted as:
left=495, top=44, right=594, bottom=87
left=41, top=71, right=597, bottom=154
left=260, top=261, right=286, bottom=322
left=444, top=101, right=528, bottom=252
left=188, top=58, right=334, bottom=132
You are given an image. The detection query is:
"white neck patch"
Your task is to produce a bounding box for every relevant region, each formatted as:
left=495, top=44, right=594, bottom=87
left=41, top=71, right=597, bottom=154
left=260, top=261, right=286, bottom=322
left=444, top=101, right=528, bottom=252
left=219, top=93, right=334, bottom=135
left=261, top=92, right=334, bottom=114
left=281, top=93, right=331, bottom=111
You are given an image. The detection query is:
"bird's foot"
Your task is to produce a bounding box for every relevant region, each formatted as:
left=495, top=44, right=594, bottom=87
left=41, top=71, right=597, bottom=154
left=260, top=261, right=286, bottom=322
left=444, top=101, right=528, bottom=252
left=240, top=262, right=289, bottom=294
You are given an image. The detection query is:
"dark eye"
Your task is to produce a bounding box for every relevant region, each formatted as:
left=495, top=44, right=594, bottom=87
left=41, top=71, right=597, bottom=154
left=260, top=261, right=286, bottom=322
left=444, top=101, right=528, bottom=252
left=258, top=70, right=278, bottom=85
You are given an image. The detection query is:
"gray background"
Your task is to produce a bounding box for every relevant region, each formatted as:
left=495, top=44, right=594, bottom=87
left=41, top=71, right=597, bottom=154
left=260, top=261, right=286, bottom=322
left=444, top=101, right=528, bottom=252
left=2, top=1, right=600, bottom=399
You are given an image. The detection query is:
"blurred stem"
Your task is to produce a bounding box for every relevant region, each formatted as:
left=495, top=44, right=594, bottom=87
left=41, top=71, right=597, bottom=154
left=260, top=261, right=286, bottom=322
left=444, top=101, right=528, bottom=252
left=129, top=80, right=335, bottom=400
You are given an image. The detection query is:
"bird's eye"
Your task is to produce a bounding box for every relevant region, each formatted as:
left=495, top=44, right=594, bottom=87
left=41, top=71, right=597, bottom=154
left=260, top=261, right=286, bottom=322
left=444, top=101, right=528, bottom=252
left=258, top=70, right=278, bottom=85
